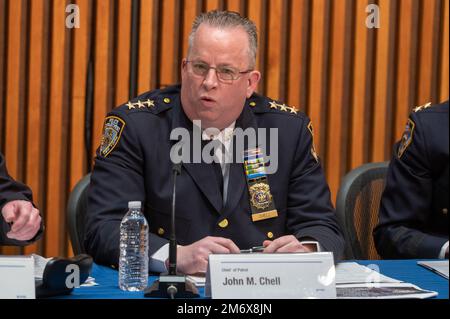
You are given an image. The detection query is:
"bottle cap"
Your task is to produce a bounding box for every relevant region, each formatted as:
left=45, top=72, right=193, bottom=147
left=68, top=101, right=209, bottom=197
left=128, top=201, right=141, bottom=209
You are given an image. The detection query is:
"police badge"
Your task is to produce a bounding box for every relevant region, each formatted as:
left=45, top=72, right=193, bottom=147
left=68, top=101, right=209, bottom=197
left=100, top=116, right=125, bottom=157
left=244, top=148, right=278, bottom=222
left=249, top=183, right=272, bottom=209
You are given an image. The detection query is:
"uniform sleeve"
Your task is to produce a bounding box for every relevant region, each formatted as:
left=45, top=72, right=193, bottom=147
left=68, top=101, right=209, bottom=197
left=374, top=113, right=448, bottom=258
left=85, top=111, right=169, bottom=269
left=286, top=117, right=345, bottom=261
left=0, top=152, right=44, bottom=246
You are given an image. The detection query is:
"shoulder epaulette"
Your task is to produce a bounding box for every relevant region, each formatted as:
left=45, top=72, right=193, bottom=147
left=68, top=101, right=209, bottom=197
left=121, top=90, right=175, bottom=115
left=247, top=97, right=300, bottom=116
left=413, top=102, right=432, bottom=113
left=266, top=100, right=299, bottom=115
left=125, top=99, right=155, bottom=111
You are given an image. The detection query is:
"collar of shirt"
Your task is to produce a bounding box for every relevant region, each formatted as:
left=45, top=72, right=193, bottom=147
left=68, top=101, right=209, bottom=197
left=201, top=121, right=235, bottom=147
left=201, top=122, right=235, bottom=168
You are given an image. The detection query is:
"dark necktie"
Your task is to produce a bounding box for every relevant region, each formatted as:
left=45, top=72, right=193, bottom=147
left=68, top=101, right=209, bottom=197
left=202, top=139, right=224, bottom=198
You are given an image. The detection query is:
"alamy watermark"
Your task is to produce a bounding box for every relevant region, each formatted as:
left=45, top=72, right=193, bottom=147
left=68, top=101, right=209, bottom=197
left=65, top=264, right=81, bottom=288
left=169, top=120, right=279, bottom=174
left=366, top=4, right=380, bottom=29
left=66, top=4, right=80, bottom=29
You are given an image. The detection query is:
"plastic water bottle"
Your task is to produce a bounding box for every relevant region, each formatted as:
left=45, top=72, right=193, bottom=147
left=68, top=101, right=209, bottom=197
left=119, top=201, right=149, bottom=291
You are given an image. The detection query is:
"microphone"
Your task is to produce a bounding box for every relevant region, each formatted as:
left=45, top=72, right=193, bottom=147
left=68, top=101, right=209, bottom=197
left=169, top=162, right=181, bottom=275
left=144, top=160, right=199, bottom=298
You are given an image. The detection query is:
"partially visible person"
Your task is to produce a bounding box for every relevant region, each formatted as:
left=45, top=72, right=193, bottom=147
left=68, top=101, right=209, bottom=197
left=374, top=101, right=449, bottom=259
left=0, top=151, right=43, bottom=245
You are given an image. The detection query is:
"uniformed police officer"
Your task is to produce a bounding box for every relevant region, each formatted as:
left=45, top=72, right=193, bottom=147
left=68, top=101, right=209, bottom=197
left=374, top=101, right=449, bottom=259
left=0, top=152, right=43, bottom=245
left=85, top=11, right=344, bottom=274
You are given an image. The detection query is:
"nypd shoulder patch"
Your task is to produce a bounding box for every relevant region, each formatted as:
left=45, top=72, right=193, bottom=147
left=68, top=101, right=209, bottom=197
left=100, top=116, right=125, bottom=157
left=397, top=118, right=415, bottom=158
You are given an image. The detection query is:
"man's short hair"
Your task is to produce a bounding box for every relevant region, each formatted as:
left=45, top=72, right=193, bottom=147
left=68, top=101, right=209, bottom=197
left=188, top=10, right=258, bottom=69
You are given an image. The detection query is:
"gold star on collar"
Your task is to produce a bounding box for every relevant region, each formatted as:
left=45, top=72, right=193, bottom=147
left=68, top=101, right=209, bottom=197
left=269, top=101, right=278, bottom=109
left=126, top=101, right=135, bottom=110
left=289, top=107, right=298, bottom=114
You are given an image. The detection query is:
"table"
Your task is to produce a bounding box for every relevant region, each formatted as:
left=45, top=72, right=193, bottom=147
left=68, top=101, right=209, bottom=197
left=58, top=259, right=448, bottom=299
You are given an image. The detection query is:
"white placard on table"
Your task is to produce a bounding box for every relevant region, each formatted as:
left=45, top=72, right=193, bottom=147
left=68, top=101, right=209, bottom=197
left=205, top=252, right=336, bottom=299
left=0, top=255, right=35, bottom=299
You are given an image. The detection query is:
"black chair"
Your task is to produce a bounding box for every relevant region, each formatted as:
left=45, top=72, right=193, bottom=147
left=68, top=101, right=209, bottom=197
left=67, top=173, right=91, bottom=255
left=336, top=162, right=389, bottom=260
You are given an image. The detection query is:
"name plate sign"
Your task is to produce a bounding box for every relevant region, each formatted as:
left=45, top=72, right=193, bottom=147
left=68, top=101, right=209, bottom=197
left=0, top=256, right=35, bottom=299
left=205, top=252, right=336, bottom=299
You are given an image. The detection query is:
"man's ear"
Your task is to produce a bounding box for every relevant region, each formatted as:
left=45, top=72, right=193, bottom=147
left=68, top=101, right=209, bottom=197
left=181, top=59, right=188, bottom=78
left=246, top=70, right=261, bottom=98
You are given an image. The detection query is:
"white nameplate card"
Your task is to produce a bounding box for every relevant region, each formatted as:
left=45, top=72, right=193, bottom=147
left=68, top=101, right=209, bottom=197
left=205, top=252, right=336, bottom=299
left=0, top=256, right=35, bottom=299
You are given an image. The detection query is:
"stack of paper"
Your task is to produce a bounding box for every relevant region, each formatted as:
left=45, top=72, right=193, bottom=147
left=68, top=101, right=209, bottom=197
left=335, top=262, right=438, bottom=299
left=417, top=260, right=449, bottom=279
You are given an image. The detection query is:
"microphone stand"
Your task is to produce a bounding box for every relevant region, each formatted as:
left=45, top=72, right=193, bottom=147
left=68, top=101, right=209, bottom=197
left=144, top=162, right=199, bottom=298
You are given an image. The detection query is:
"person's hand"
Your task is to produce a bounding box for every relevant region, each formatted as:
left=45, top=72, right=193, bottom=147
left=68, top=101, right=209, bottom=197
left=1, top=200, right=41, bottom=241
left=262, top=235, right=315, bottom=253
left=176, top=236, right=240, bottom=275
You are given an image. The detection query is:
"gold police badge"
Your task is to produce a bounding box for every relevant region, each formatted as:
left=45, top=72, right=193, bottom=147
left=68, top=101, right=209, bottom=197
left=244, top=148, right=279, bottom=222
left=249, top=183, right=272, bottom=210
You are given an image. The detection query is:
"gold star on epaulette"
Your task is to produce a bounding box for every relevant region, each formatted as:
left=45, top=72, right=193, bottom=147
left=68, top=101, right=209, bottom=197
left=413, top=102, right=432, bottom=112
left=279, top=104, right=288, bottom=112
left=126, top=101, right=135, bottom=110
left=289, top=107, right=298, bottom=114
left=269, top=101, right=278, bottom=109
left=143, top=99, right=155, bottom=108
left=135, top=100, right=146, bottom=108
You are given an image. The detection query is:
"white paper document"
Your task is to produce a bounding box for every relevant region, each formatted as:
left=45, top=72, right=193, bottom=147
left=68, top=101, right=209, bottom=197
left=337, top=282, right=438, bottom=299
left=187, top=274, right=206, bottom=287
left=335, top=262, right=401, bottom=284
left=0, top=256, right=35, bottom=299
left=32, top=254, right=52, bottom=280
left=417, top=260, right=449, bottom=279
left=335, top=262, right=437, bottom=299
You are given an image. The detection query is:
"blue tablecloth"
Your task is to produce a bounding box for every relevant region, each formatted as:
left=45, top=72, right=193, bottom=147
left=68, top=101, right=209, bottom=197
left=59, top=259, right=448, bottom=299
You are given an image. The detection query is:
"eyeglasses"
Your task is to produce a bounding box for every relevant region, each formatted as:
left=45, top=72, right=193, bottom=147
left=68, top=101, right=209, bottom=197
left=185, top=60, right=253, bottom=82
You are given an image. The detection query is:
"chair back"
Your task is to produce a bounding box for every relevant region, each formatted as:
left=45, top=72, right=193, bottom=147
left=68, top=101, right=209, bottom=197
left=336, top=162, right=389, bottom=259
left=67, top=174, right=91, bottom=255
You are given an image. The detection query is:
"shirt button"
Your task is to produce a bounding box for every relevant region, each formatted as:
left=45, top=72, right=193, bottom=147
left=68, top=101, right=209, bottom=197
left=157, top=227, right=165, bottom=235
left=267, top=232, right=274, bottom=239
left=249, top=102, right=256, bottom=107
left=163, top=97, right=171, bottom=104
left=218, top=219, right=229, bottom=228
